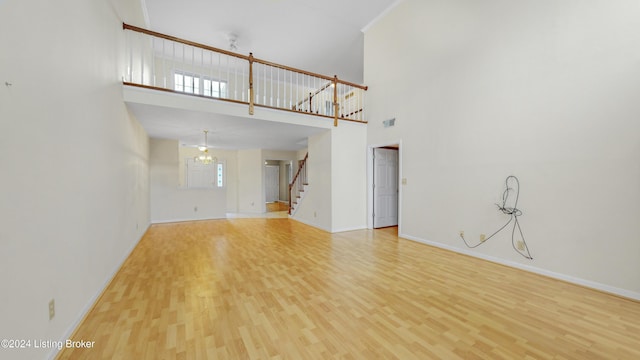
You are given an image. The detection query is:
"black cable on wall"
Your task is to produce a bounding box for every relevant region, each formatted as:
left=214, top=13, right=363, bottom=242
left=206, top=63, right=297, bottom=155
left=460, top=175, right=533, bottom=260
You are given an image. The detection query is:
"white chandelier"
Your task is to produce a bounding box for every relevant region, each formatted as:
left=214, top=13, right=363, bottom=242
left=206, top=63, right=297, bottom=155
left=195, top=130, right=216, bottom=165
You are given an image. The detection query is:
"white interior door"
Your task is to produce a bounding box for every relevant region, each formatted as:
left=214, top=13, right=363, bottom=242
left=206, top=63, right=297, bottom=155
left=265, top=165, right=280, bottom=203
left=373, top=148, right=399, bottom=228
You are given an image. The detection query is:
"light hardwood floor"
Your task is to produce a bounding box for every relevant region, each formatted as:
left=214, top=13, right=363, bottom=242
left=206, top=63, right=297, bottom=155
left=57, top=219, right=640, bottom=359
left=266, top=202, right=289, bottom=212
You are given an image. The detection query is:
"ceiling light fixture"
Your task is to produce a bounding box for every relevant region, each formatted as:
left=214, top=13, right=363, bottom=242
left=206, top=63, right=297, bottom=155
left=195, top=130, right=216, bottom=165
left=227, top=33, right=238, bottom=51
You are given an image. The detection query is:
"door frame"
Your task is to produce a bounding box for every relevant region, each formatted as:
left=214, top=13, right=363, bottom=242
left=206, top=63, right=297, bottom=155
left=261, top=158, right=295, bottom=213
left=367, top=140, right=402, bottom=232
left=264, top=164, right=280, bottom=203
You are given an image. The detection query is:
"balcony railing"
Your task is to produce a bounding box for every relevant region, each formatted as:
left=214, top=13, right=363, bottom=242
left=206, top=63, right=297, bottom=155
left=122, top=23, right=368, bottom=125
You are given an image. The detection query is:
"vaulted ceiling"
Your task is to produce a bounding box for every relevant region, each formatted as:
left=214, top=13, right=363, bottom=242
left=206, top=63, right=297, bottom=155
left=143, top=0, right=399, bottom=83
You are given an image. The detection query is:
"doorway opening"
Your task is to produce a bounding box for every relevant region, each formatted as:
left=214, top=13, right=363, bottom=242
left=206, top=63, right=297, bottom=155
left=265, top=159, right=292, bottom=213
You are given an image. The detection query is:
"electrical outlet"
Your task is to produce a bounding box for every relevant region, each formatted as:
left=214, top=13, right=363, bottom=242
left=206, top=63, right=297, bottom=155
left=516, top=241, right=525, bottom=251
left=49, top=299, right=55, bottom=320
left=459, top=230, right=464, bottom=238
left=480, top=234, right=486, bottom=242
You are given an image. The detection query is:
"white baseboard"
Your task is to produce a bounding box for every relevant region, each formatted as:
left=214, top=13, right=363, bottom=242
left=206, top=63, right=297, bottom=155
left=331, top=225, right=368, bottom=233
left=151, top=216, right=226, bottom=224
left=290, top=216, right=332, bottom=233
left=399, top=232, right=640, bottom=302
left=290, top=217, right=367, bottom=234
left=48, top=224, right=150, bottom=360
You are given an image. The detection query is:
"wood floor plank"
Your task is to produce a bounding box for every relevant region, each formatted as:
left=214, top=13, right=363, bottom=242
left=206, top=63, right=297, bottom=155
left=57, top=219, right=640, bottom=359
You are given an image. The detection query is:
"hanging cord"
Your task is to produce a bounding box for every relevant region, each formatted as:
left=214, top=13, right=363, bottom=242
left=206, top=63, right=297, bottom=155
left=459, top=176, right=533, bottom=259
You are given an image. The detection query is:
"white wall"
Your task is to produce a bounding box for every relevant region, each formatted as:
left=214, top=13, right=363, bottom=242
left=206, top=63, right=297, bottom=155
left=0, top=0, right=150, bottom=359
left=290, top=123, right=367, bottom=233
left=292, top=131, right=333, bottom=231
left=149, top=139, right=227, bottom=222
left=365, top=0, right=640, bottom=298
left=296, top=148, right=308, bottom=162
left=331, top=122, right=368, bottom=232
left=150, top=144, right=298, bottom=218
left=178, top=146, right=239, bottom=213
left=237, top=149, right=264, bottom=213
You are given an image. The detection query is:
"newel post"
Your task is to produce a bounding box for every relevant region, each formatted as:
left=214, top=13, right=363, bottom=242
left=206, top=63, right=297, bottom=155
left=249, top=53, right=255, bottom=115
left=333, top=75, right=339, bottom=127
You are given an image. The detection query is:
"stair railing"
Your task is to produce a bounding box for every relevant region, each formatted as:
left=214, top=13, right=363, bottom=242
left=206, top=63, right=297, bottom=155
left=289, top=153, right=309, bottom=215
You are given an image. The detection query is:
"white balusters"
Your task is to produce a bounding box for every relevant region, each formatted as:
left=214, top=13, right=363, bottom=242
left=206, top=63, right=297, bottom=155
left=263, top=64, right=266, bottom=105
left=227, top=54, right=232, bottom=100
left=123, top=25, right=366, bottom=123
left=269, top=66, right=273, bottom=107
left=283, top=68, right=286, bottom=109
left=140, top=33, right=144, bottom=85
left=242, top=63, right=246, bottom=102
left=161, top=39, right=166, bottom=88
left=253, top=63, right=257, bottom=104
left=127, top=31, right=133, bottom=82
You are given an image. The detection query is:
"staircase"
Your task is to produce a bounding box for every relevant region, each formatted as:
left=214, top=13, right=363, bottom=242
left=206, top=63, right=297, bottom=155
left=289, top=153, right=309, bottom=215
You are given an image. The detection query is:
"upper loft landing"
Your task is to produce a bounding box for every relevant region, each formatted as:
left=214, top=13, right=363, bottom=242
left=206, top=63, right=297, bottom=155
left=122, top=24, right=368, bottom=128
